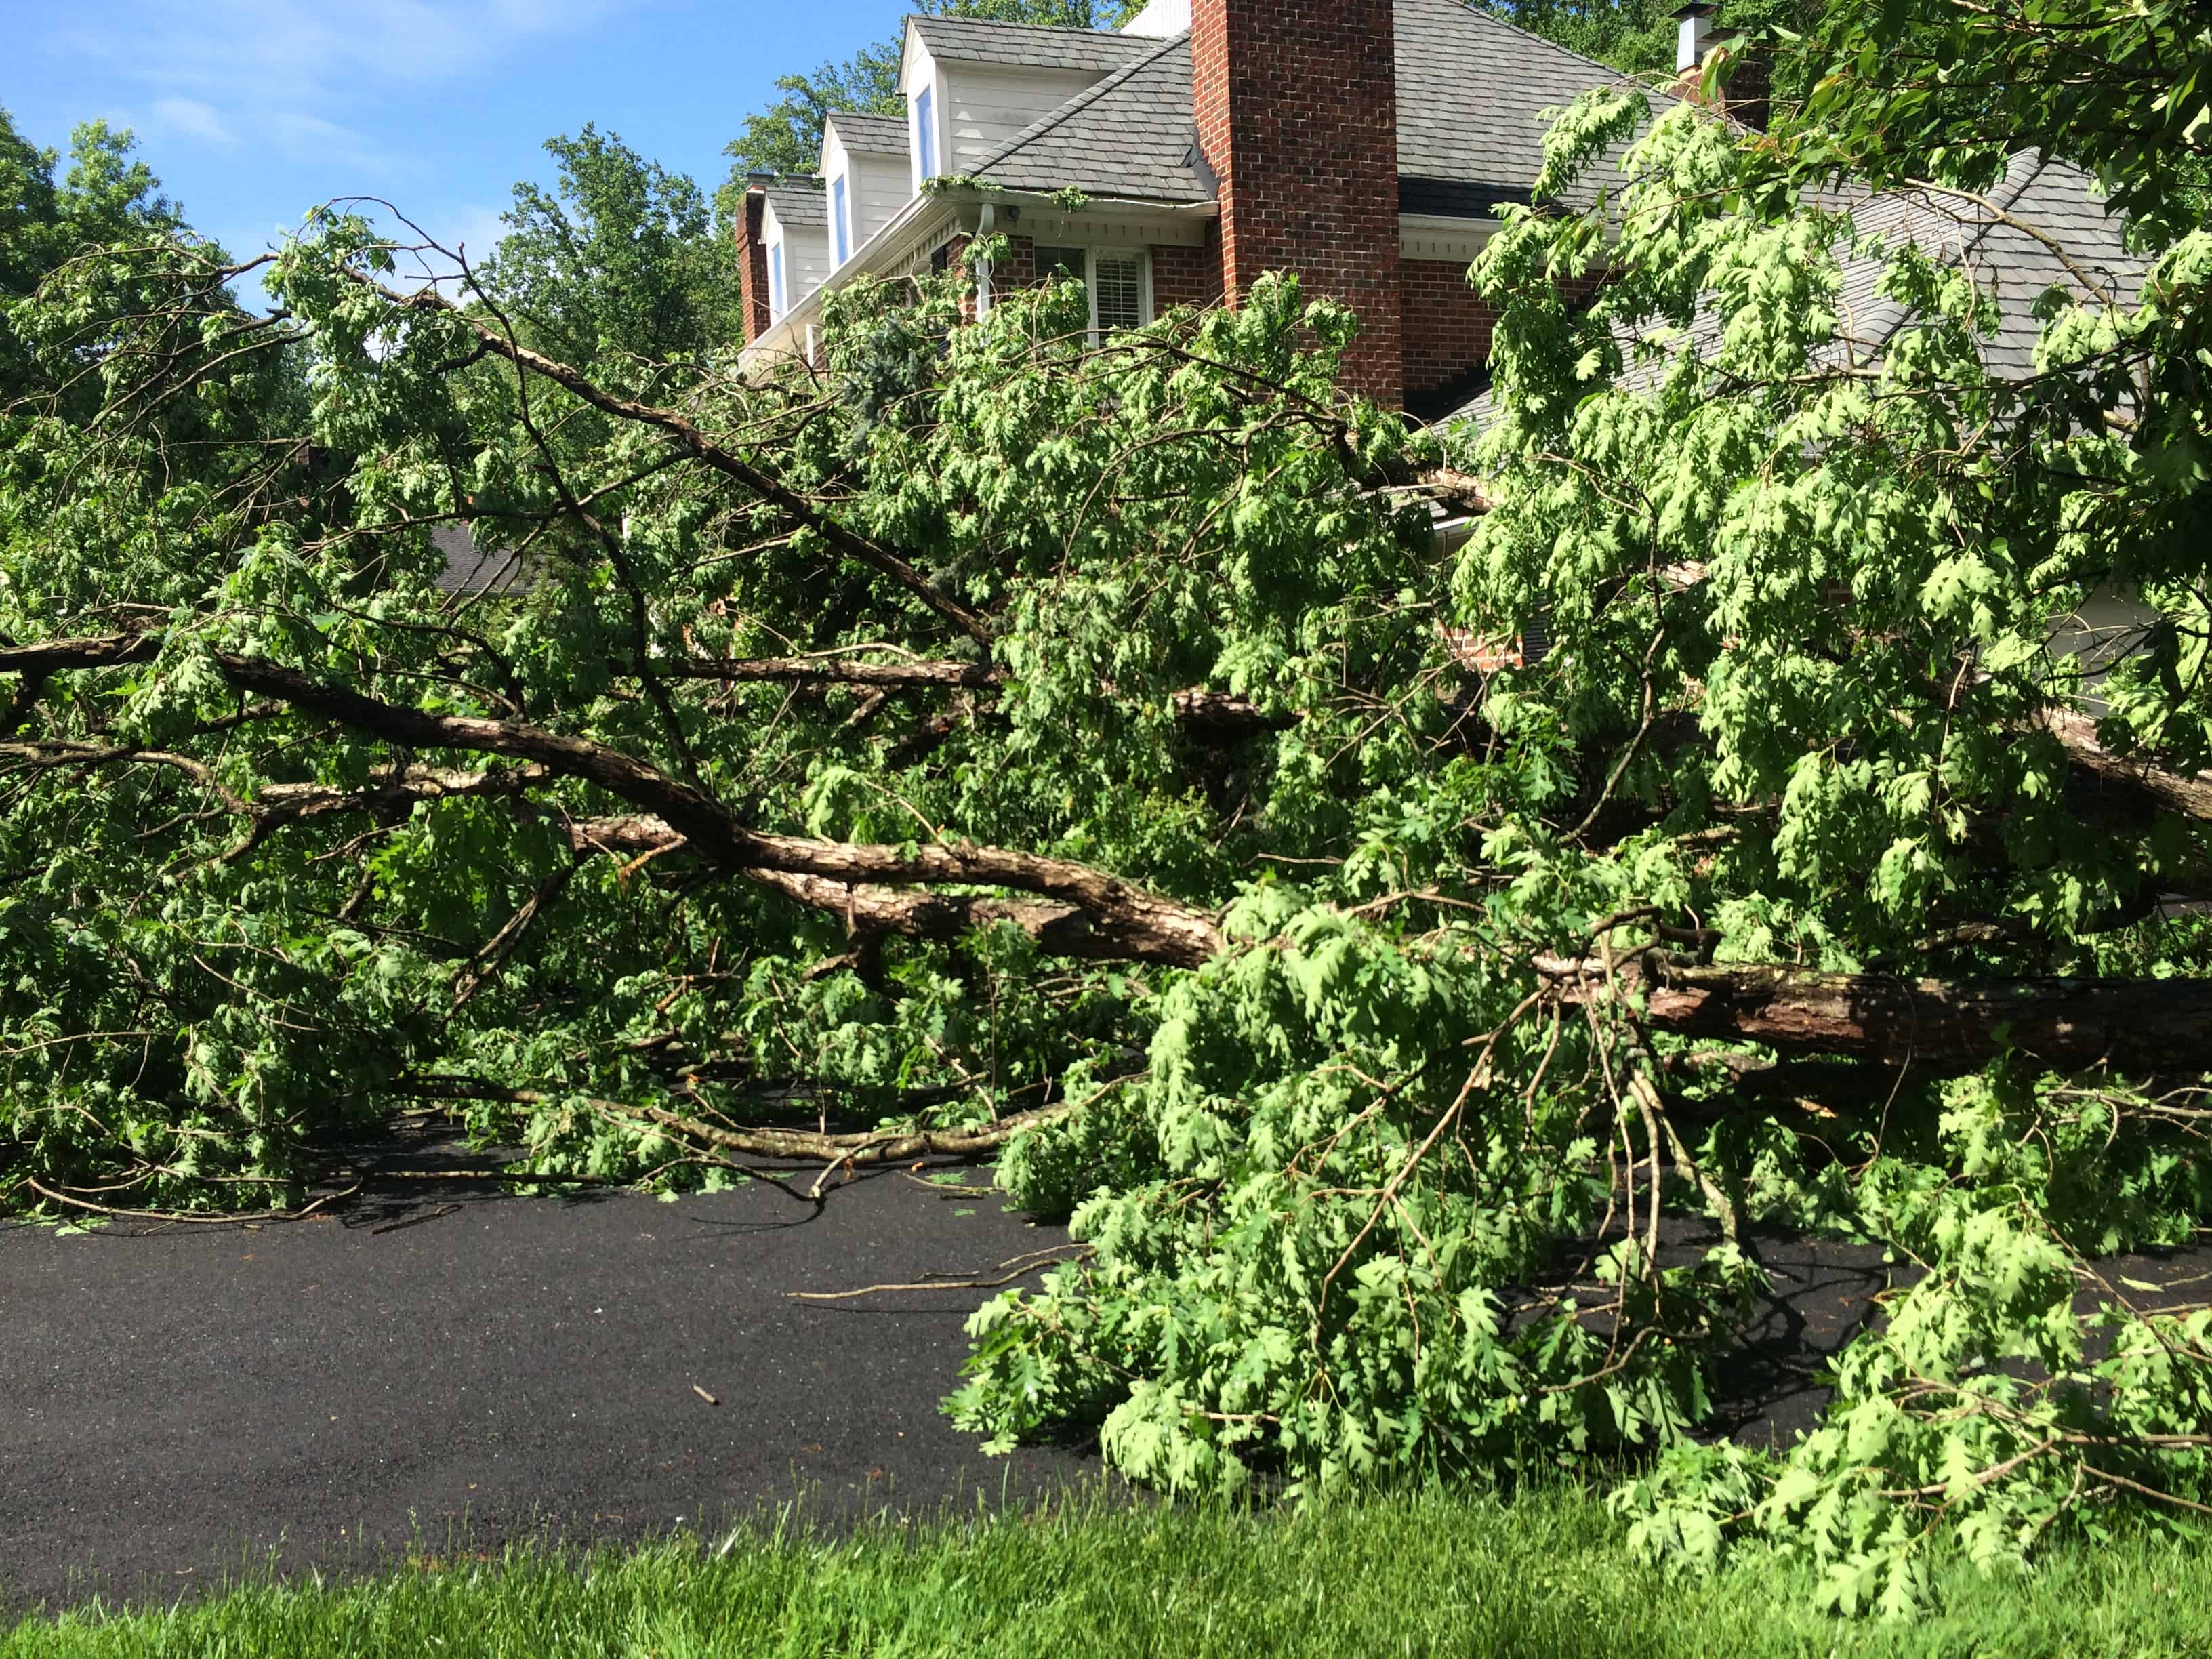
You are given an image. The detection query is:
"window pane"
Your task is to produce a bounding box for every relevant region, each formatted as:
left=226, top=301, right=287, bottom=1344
left=833, top=177, right=848, bottom=265
left=916, top=88, right=935, bottom=178
left=1034, top=245, right=1084, bottom=282
left=1093, top=255, right=1143, bottom=332
left=771, top=245, right=785, bottom=316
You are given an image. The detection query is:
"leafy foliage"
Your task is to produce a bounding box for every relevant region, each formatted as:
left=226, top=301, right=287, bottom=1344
left=0, top=108, right=188, bottom=410
left=491, top=125, right=741, bottom=366
left=1475, top=0, right=1807, bottom=80
left=2, top=2, right=2211, bottom=1617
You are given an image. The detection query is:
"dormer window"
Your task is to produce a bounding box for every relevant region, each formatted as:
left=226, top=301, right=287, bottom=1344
left=832, top=176, right=850, bottom=266
left=770, top=243, right=786, bottom=319
left=915, top=85, right=937, bottom=180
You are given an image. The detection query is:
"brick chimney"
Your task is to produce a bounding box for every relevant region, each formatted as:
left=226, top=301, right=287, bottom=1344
left=1191, top=0, right=1403, bottom=406
left=1672, top=3, right=1769, bottom=131
left=733, top=180, right=773, bottom=345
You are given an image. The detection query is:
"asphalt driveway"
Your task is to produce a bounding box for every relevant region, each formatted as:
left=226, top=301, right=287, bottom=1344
left=1, top=1144, right=1097, bottom=1612
left=5, top=1133, right=2205, bottom=1614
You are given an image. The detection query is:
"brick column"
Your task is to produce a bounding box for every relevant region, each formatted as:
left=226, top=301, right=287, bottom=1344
left=1191, top=0, right=1402, bottom=405
left=734, top=184, right=771, bottom=345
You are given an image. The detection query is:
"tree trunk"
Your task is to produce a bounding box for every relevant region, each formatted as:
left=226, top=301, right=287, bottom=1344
left=1540, top=951, right=2212, bottom=1075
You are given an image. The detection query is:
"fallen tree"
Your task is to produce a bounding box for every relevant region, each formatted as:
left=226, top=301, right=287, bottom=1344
left=1, top=46, right=2209, bottom=1607
left=1540, top=952, right=2212, bottom=1073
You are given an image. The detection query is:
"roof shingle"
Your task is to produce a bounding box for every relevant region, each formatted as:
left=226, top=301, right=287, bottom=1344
left=764, top=177, right=827, bottom=230
left=824, top=111, right=910, bottom=157
left=1397, top=0, right=1662, bottom=205
left=907, top=14, right=1157, bottom=73
left=972, top=33, right=1205, bottom=201
left=959, top=2, right=1662, bottom=214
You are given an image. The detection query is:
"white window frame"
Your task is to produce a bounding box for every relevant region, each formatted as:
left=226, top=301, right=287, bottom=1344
left=1082, top=247, right=1153, bottom=340
left=769, top=241, right=786, bottom=321
left=832, top=176, right=850, bottom=267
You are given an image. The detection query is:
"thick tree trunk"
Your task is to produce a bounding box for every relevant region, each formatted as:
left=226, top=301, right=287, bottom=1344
left=1540, top=950, right=2212, bottom=1075
left=2039, top=708, right=2212, bottom=823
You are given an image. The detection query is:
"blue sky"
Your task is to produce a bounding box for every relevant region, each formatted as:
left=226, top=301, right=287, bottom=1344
left=3, top=0, right=910, bottom=300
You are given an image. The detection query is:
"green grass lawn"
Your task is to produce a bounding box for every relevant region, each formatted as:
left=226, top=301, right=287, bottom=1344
left=7, top=1484, right=2208, bottom=1658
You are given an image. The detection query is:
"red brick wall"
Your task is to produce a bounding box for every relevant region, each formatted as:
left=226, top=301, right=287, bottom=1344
left=989, top=235, right=1221, bottom=319
left=1151, top=240, right=1224, bottom=312
left=1191, top=0, right=1402, bottom=405
left=1400, top=258, right=1496, bottom=401
left=998, top=236, right=1038, bottom=291
left=734, top=189, right=770, bottom=345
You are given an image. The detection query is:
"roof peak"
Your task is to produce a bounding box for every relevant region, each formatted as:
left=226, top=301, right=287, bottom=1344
left=907, top=11, right=1140, bottom=35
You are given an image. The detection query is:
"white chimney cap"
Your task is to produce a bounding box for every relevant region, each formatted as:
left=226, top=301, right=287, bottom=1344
left=1122, top=0, right=1191, bottom=36
left=1675, top=1, right=1719, bottom=73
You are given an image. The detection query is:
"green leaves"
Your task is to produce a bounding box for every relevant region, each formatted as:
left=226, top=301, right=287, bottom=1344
left=4, top=43, right=2211, bottom=1616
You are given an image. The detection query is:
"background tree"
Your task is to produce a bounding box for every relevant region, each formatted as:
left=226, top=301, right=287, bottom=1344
left=491, top=124, right=741, bottom=366
left=1, top=108, right=188, bottom=409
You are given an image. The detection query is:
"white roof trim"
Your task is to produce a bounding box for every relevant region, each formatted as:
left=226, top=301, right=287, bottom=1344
left=1400, top=213, right=1503, bottom=264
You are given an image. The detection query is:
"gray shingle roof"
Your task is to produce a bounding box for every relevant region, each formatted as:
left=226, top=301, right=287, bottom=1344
left=1839, top=151, right=2143, bottom=380
left=973, top=33, right=1205, bottom=201
left=825, top=111, right=910, bottom=157
left=430, top=525, right=533, bottom=595
left=764, top=177, right=827, bottom=230
left=1438, top=149, right=2146, bottom=429
left=1398, top=0, right=1662, bottom=204
left=953, top=2, right=1652, bottom=215
left=907, top=14, right=1157, bottom=73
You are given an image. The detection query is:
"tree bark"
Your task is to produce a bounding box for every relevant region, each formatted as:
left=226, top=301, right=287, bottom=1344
left=566, top=816, right=1220, bottom=968
left=2039, top=707, right=2212, bottom=823
left=661, top=656, right=1001, bottom=689
left=1540, top=950, right=2212, bottom=1074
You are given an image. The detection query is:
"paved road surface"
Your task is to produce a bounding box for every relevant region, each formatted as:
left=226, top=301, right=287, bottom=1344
left=6, top=1136, right=2205, bottom=1614
left=2, top=1149, right=1097, bottom=1612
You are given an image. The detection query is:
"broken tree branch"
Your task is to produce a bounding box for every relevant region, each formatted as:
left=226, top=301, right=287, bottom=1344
left=1539, top=950, right=2212, bottom=1075
left=363, top=272, right=995, bottom=646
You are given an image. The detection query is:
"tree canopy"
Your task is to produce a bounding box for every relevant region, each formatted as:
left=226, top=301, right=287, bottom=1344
left=492, top=124, right=741, bottom=367
left=3, top=0, right=2211, bottom=1618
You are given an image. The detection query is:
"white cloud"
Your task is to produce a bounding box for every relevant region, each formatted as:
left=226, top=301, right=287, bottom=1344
left=53, top=0, right=621, bottom=173
left=148, top=96, right=237, bottom=147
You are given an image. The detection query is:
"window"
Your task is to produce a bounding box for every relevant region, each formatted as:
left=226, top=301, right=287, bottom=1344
left=832, top=176, right=849, bottom=266
left=1034, top=245, right=1084, bottom=283
left=769, top=243, right=785, bottom=319
left=1092, top=253, right=1146, bottom=333
left=1031, top=247, right=1151, bottom=336
left=915, top=86, right=937, bottom=180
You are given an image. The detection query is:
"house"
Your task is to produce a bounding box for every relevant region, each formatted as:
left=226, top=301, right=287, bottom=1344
left=735, top=0, right=1673, bottom=414
left=735, top=0, right=2141, bottom=426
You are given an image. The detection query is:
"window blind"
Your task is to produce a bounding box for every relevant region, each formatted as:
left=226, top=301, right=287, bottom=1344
left=1093, top=254, right=1143, bottom=332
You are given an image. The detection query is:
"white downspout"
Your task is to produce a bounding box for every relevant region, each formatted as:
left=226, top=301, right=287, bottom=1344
left=975, top=202, right=996, bottom=320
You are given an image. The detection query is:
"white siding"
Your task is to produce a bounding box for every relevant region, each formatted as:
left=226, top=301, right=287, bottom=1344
left=851, top=151, right=910, bottom=247
left=819, top=127, right=854, bottom=268
left=820, top=123, right=914, bottom=264
left=905, top=41, right=942, bottom=193
left=1120, top=0, right=1189, bottom=35
left=761, top=200, right=832, bottom=321
left=941, top=64, right=1099, bottom=177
